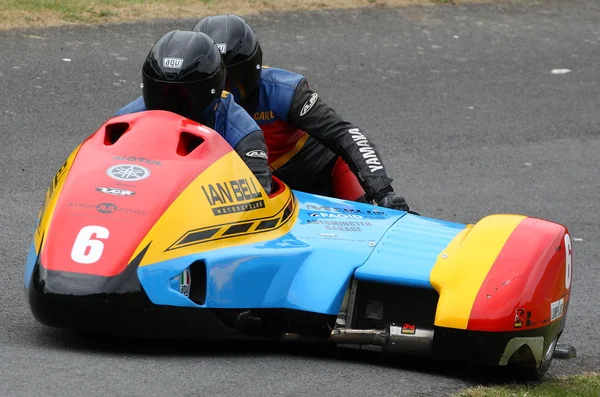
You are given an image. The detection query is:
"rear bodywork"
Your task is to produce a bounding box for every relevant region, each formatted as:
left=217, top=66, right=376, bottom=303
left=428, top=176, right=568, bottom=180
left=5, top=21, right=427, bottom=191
left=24, top=111, right=573, bottom=374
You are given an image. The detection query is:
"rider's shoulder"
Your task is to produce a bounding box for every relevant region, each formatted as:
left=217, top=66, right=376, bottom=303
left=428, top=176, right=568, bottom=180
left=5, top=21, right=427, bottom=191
left=259, top=66, right=305, bottom=88
left=218, top=92, right=260, bottom=133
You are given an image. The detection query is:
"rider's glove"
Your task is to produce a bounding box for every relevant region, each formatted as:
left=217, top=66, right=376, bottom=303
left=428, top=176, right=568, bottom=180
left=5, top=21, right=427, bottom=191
left=374, top=189, right=410, bottom=211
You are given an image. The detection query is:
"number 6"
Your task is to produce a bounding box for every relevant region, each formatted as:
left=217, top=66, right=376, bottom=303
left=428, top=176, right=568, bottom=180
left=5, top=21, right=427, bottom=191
left=71, top=225, right=110, bottom=264
left=564, top=233, right=572, bottom=290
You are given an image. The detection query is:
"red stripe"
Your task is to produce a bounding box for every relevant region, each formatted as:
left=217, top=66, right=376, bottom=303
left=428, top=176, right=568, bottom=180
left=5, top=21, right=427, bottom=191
left=467, top=217, right=568, bottom=332
left=261, top=121, right=306, bottom=163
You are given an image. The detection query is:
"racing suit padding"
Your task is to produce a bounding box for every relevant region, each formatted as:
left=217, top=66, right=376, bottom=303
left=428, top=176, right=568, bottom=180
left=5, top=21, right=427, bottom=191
left=287, top=77, right=394, bottom=200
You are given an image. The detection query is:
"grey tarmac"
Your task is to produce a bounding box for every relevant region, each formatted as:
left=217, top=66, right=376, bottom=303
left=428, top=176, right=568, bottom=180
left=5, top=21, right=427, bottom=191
left=1, top=0, right=599, bottom=395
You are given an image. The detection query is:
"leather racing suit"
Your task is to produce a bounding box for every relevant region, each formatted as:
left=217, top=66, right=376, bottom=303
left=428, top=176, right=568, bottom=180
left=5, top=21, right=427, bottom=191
left=239, top=67, right=395, bottom=202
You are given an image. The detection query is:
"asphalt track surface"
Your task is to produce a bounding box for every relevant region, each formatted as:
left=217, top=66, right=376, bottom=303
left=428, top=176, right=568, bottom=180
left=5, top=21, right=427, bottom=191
left=1, top=1, right=599, bottom=396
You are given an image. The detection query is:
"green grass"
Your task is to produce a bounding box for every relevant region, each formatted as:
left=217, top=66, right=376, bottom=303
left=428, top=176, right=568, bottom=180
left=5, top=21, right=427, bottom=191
left=0, top=0, right=496, bottom=30
left=454, top=372, right=600, bottom=397
left=0, top=0, right=217, bottom=28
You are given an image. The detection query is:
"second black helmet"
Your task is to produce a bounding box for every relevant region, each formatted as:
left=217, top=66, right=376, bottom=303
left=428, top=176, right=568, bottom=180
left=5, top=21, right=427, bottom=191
left=142, top=30, right=226, bottom=122
left=192, top=15, right=262, bottom=102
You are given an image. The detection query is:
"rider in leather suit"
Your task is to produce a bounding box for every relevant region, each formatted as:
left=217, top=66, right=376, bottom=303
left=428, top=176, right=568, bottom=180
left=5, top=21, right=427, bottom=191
left=192, top=14, right=410, bottom=211
left=115, top=29, right=272, bottom=194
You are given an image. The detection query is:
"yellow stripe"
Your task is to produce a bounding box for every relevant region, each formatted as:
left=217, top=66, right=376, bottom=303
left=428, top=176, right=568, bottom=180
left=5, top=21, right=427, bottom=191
left=429, top=214, right=526, bottom=329
left=34, top=144, right=83, bottom=253
left=130, top=151, right=297, bottom=267
left=269, top=133, right=310, bottom=171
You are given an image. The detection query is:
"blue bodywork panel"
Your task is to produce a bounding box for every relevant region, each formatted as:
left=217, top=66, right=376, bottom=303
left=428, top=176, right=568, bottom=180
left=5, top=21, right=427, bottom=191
left=354, top=215, right=466, bottom=288
left=138, top=191, right=467, bottom=315
left=24, top=240, right=37, bottom=288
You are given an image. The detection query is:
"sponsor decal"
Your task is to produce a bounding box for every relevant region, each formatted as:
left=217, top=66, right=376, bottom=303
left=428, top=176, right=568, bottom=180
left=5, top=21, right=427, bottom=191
left=253, top=110, right=275, bottom=121
left=514, top=308, right=525, bottom=328
left=96, top=203, right=118, bottom=214
left=50, top=159, right=69, bottom=196
left=306, top=219, right=372, bottom=232
left=216, top=43, right=227, bottom=54
left=245, top=150, right=268, bottom=159
left=299, top=93, right=318, bottom=116
left=201, top=178, right=265, bottom=216
left=401, top=323, right=416, bottom=335
left=309, top=212, right=363, bottom=219
left=163, top=57, right=183, bottom=69
left=300, top=235, right=369, bottom=243
left=112, top=156, right=161, bottom=166
left=551, top=298, right=564, bottom=322
left=168, top=195, right=296, bottom=251
left=96, top=187, right=135, bottom=196
left=107, top=164, right=150, bottom=182
left=305, top=204, right=386, bottom=217
left=348, top=128, right=383, bottom=173
left=179, top=268, right=191, bottom=297
left=68, top=202, right=146, bottom=216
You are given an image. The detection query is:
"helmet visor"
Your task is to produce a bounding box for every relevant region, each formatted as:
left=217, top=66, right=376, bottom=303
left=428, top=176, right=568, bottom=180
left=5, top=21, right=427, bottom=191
left=142, top=73, right=221, bottom=122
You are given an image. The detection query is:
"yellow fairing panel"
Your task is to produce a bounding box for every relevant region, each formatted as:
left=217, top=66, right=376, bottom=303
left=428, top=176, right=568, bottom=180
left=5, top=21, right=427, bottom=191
left=33, top=144, right=83, bottom=253
left=430, top=214, right=526, bottom=329
left=134, top=151, right=298, bottom=267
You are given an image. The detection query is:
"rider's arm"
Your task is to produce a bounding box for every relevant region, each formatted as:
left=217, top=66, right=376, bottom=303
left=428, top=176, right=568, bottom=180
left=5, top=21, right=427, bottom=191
left=287, top=79, right=394, bottom=201
left=233, top=130, right=272, bottom=195
left=115, top=96, right=145, bottom=116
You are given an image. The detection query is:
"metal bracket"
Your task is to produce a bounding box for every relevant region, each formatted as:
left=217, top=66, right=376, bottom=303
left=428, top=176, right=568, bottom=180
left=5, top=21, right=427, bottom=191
left=553, top=343, right=577, bottom=359
left=345, top=278, right=359, bottom=329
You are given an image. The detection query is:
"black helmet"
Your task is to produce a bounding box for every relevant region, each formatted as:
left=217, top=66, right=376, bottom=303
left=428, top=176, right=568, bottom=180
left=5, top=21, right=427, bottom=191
left=142, top=30, right=225, bottom=122
left=192, top=15, right=262, bottom=102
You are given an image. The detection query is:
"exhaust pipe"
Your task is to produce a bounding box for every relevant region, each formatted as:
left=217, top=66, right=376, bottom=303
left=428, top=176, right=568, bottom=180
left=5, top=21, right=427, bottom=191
left=281, top=324, right=434, bottom=356
left=385, top=324, right=434, bottom=355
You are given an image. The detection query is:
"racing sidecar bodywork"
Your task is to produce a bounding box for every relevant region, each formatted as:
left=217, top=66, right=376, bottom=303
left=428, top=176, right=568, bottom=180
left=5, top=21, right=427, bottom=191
left=24, top=111, right=574, bottom=379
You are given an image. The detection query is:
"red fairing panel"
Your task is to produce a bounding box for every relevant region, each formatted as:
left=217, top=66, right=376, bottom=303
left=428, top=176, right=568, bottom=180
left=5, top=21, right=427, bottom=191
left=41, top=111, right=234, bottom=277
left=468, top=217, right=571, bottom=332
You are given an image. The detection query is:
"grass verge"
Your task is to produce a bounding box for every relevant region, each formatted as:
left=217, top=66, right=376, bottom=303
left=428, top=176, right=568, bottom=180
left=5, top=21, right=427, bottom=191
left=453, top=372, right=600, bottom=397
left=0, top=0, right=499, bottom=31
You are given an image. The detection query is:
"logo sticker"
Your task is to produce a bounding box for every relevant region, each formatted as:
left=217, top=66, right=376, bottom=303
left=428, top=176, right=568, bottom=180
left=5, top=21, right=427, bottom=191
left=299, top=92, right=318, bottom=116
left=401, top=323, right=416, bottom=335
left=96, top=187, right=136, bottom=196
left=551, top=298, right=564, bottom=322
left=96, top=203, right=118, bottom=214
left=106, top=164, right=150, bottom=182
left=179, top=268, right=191, bottom=297
left=216, top=43, right=227, bottom=54
left=514, top=308, right=525, bottom=328
left=309, top=212, right=363, bottom=219
left=245, top=150, right=268, bottom=159
left=67, top=202, right=146, bottom=215
left=201, top=179, right=265, bottom=216
left=112, top=156, right=161, bottom=166
left=348, top=128, right=383, bottom=173
left=163, top=57, right=183, bottom=69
